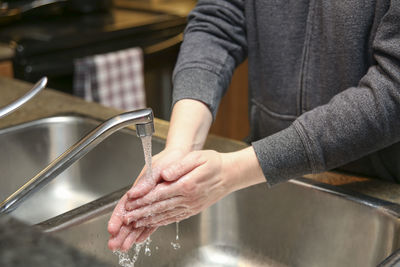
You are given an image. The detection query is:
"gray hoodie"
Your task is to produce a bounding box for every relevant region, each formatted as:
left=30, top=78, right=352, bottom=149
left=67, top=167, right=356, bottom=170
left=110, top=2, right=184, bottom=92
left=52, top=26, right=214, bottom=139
left=172, top=0, right=400, bottom=186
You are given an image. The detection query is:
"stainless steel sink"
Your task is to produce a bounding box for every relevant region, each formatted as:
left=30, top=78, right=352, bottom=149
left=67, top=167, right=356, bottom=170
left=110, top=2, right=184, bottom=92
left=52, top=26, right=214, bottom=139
left=0, top=115, right=165, bottom=224
left=3, top=115, right=400, bottom=266
left=40, top=177, right=400, bottom=267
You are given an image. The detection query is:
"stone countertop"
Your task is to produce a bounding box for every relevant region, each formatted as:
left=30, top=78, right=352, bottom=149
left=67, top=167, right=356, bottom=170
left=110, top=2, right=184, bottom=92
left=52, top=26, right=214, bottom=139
left=0, top=1, right=194, bottom=62
left=2, top=77, right=400, bottom=265
left=0, top=215, right=111, bottom=267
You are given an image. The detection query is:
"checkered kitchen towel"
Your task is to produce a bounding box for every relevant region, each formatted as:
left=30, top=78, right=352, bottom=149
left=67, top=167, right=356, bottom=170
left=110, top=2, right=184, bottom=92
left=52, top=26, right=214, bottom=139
left=73, top=47, right=146, bottom=111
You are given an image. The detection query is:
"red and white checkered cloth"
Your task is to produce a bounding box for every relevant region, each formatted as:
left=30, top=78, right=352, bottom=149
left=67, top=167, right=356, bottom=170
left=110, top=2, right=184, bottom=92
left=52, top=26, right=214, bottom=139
left=73, top=48, right=146, bottom=111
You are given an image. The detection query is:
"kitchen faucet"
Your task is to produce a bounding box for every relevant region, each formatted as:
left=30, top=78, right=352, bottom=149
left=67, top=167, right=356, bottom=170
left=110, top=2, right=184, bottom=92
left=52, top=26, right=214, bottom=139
left=0, top=108, right=154, bottom=214
left=0, top=77, right=47, bottom=119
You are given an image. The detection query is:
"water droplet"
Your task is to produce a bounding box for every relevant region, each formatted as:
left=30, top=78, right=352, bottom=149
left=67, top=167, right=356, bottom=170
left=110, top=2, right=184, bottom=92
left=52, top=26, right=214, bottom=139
left=113, top=242, right=145, bottom=267
left=170, top=241, right=181, bottom=250
left=170, top=222, right=181, bottom=250
left=144, top=237, right=152, bottom=256
left=113, top=250, right=134, bottom=267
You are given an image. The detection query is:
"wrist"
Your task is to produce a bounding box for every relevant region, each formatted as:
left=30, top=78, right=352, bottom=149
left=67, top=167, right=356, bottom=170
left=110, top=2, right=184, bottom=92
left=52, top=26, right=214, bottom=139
left=166, top=99, right=212, bottom=153
left=164, top=143, right=193, bottom=155
left=221, top=146, right=266, bottom=193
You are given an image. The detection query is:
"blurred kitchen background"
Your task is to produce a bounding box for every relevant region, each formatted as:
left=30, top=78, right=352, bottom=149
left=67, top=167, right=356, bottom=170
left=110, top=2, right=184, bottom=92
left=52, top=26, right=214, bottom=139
left=0, top=0, right=249, bottom=141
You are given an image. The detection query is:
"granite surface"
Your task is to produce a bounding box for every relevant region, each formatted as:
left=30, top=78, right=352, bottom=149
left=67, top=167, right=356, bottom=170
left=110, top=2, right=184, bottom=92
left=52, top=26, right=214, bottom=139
left=0, top=216, right=111, bottom=267
left=2, top=76, right=400, bottom=265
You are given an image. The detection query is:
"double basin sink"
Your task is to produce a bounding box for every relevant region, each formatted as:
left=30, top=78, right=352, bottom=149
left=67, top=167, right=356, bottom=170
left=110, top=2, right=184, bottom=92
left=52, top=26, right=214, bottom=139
left=1, top=115, right=400, bottom=266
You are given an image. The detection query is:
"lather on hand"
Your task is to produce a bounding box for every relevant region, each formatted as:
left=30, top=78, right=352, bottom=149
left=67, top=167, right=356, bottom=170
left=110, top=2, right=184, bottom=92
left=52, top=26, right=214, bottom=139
left=107, top=147, right=187, bottom=251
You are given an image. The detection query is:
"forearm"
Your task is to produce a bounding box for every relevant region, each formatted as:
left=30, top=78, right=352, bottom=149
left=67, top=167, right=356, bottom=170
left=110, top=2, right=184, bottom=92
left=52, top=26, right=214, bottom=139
left=166, top=99, right=212, bottom=153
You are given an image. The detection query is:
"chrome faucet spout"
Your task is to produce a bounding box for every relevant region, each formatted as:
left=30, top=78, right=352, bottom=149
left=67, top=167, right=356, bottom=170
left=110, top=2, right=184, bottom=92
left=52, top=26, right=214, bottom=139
left=0, top=108, right=154, bottom=214
left=0, top=77, right=47, bottom=119
left=136, top=122, right=155, bottom=137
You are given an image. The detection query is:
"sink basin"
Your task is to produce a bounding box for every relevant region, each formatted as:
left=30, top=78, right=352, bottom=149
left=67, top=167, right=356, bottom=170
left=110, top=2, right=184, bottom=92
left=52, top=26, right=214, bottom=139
left=40, top=177, right=400, bottom=267
left=0, top=115, right=164, bottom=224
left=3, top=114, right=400, bottom=266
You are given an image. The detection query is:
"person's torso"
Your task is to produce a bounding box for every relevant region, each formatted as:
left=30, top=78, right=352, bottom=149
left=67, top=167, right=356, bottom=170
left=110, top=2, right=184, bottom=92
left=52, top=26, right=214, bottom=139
left=245, top=0, right=400, bottom=181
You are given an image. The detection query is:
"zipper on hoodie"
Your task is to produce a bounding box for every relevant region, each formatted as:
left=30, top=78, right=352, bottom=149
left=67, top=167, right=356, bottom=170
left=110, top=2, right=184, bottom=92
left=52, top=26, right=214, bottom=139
left=298, top=0, right=316, bottom=115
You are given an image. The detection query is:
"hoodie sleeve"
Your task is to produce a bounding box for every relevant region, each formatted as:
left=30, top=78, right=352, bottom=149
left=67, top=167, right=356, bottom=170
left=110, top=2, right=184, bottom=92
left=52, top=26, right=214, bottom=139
left=172, top=0, right=247, bottom=118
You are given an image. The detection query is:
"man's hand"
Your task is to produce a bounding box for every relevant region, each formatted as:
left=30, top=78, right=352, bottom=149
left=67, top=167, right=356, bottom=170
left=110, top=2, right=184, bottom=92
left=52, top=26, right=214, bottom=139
left=108, top=146, right=265, bottom=251
left=123, top=150, right=234, bottom=228
left=107, top=147, right=188, bottom=251
left=106, top=100, right=267, bottom=252
left=108, top=193, right=156, bottom=251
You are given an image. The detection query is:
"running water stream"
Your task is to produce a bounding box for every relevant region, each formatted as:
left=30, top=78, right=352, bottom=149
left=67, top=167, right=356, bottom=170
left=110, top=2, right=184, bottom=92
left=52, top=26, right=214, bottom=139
left=114, top=135, right=180, bottom=267
left=113, top=136, right=153, bottom=267
left=141, top=135, right=152, bottom=182
left=171, top=222, right=181, bottom=250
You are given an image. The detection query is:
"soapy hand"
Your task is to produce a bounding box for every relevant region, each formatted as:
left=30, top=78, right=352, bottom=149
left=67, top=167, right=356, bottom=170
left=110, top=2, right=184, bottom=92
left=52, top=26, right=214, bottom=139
left=107, top=193, right=157, bottom=251
left=107, top=99, right=266, bottom=252
left=123, top=150, right=233, bottom=228
left=107, top=147, right=188, bottom=251
left=108, top=146, right=265, bottom=251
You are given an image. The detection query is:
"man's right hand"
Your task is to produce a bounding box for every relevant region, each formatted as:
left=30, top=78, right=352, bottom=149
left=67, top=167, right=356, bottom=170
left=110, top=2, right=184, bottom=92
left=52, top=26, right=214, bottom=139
left=126, top=147, right=188, bottom=203
left=107, top=147, right=188, bottom=251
